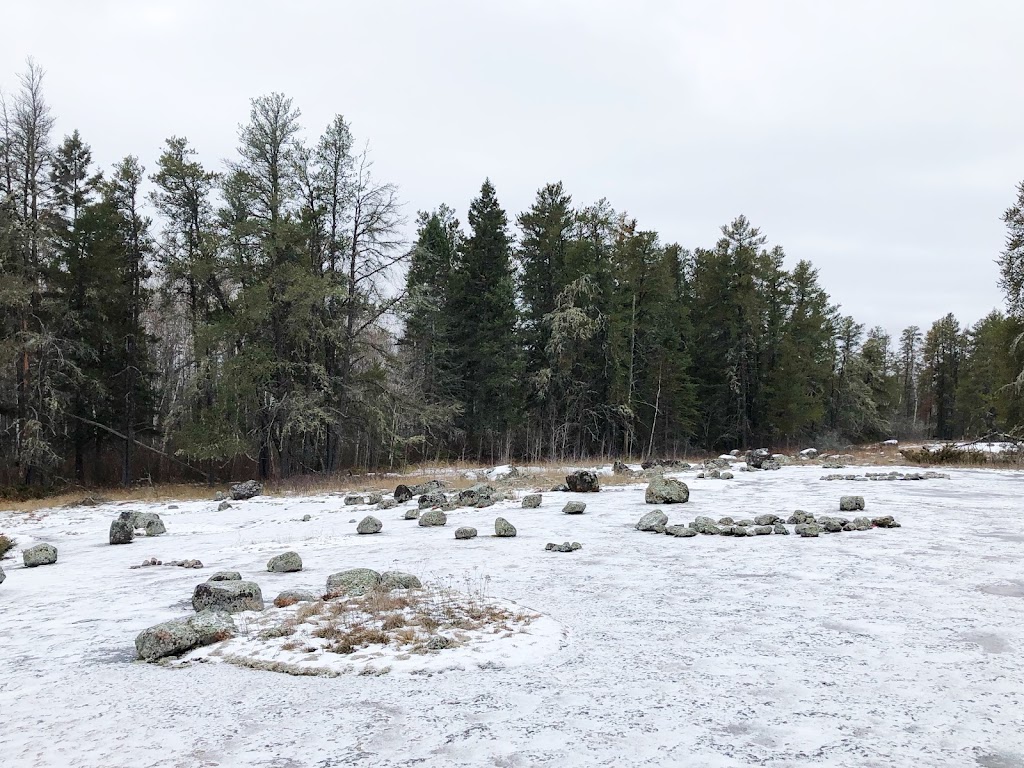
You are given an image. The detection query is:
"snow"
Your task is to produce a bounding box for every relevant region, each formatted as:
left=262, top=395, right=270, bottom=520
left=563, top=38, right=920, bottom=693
left=923, top=441, right=1020, bottom=455
left=3, top=466, right=1024, bottom=767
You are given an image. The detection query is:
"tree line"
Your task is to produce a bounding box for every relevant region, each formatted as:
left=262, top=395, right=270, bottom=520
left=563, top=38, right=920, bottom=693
left=2, top=62, right=1023, bottom=488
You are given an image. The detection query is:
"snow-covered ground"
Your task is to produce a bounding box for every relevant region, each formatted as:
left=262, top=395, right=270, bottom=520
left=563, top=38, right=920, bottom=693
left=2, top=465, right=1023, bottom=767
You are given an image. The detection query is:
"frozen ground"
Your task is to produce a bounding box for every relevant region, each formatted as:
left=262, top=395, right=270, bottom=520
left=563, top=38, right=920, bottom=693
left=1, top=465, right=1023, bottom=768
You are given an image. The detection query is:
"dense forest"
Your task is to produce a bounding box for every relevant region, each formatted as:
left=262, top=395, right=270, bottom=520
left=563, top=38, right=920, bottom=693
left=3, top=62, right=1024, bottom=487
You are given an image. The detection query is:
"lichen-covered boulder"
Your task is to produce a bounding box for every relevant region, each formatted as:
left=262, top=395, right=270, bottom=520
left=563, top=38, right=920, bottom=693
left=454, top=526, right=478, bottom=540
left=110, top=512, right=135, bottom=545
left=840, top=496, right=865, bottom=512
left=192, top=580, right=264, bottom=613
left=130, top=511, right=162, bottom=530
left=394, top=484, right=413, bottom=503
left=665, top=525, right=697, bottom=538
left=720, top=471, right=734, bottom=480
left=522, top=494, right=542, bottom=508
left=379, top=571, right=422, bottom=590
left=562, top=501, right=587, bottom=515
left=731, top=526, right=752, bottom=537
left=23, top=543, right=57, bottom=567
left=734, top=519, right=754, bottom=527
left=819, top=517, right=845, bottom=533
left=494, top=517, right=517, bottom=537
left=645, top=477, right=689, bottom=504
left=267, top=551, right=302, bottom=573
left=326, top=568, right=381, bottom=596
left=207, top=571, right=241, bottom=582
left=754, top=514, right=781, bottom=526
left=229, top=480, right=262, bottom=500
left=565, top=470, right=600, bottom=493
left=419, top=510, right=447, bottom=527
left=418, top=491, right=447, bottom=510
left=404, top=508, right=421, bottom=520
left=357, top=516, right=383, bottom=535
left=274, top=589, right=318, bottom=606
left=409, top=479, right=446, bottom=496
left=367, top=492, right=383, bottom=505
left=135, top=610, right=236, bottom=661
left=636, top=510, right=668, bottom=533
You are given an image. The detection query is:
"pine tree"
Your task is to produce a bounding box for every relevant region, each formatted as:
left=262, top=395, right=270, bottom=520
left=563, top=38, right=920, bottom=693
left=920, top=313, right=964, bottom=439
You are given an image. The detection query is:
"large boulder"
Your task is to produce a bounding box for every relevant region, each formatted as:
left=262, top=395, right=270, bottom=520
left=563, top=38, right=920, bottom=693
left=418, top=491, right=447, bottom=510
left=229, top=480, right=262, bottom=500
left=454, top=526, right=478, bottom=540
left=379, top=571, right=422, bottom=590
left=23, top=543, right=57, bottom=567
left=521, top=494, right=542, bottom=508
left=135, top=610, right=236, bottom=661
left=419, top=510, right=447, bottom=527
left=326, top=568, right=381, bottom=596
left=745, top=448, right=772, bottom=468
left=191, top=580, right=264, bottom=613
left=840, top=496, right=865, bottom=512
left=267, top=551, right=303, bottom=573
left=565, top=470, right=600, bottom=493
left=494, top=517, right=517, bottom=537
left=799, top=448, right=819, bottom=459
left=357, top=516, right=383, bottom=534
left=562, top=501, right=587, bottom=514
left=636, top=510, right=668, bottom=533
left=109, top=512, right=135, bottom=545
left=645, top=477, right=689, bottom=504
left=393, top=484, right=413, bottom=503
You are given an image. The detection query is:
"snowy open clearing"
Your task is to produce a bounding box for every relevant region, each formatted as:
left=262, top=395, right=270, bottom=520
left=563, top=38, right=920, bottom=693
left=2, top=465, right=1023, bottom=767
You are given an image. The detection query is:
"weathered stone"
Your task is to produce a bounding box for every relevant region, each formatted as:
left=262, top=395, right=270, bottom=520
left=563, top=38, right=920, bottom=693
left=274, top=589, right=318, bottom=606
left=454, top=526, right=478, bottom=540
left=773, top=523, right=789, bottom=535
left=326, top=568, right=381, bottom=596
left=109, top=512, right=135, bottom=545
left=734, top=519, right=754, bottom=527
left=840, top=495, right=865, bottom=511
left=0, top=565, right=4, bottom=584
left=404, top=508, right=420, bottom=520
left=720, top=471, right=734, bottom=480
left=494, top=517, right=517, bottom=537
left=229, top=480, right=262, bottom=500
left=267, top=551, right=303, bottom=572
left=645, top=476, right=689, bottom=504
left=418, top=509, right=447, bottom=527
left=408, top=479, right=446, bottom=496
left=344, top=495, right=366, bottom=506
left=458, top=483, right=496, bottom=506
left=753, top=525, right=773, bottom=535
left=418, top=491, right=447, bottom=509
left=795, top=523, right=822, bottom=538
left=705, top=468, right=722, bottom=479
left=851, top=516, right=872, bottom=531
left=690, top=516, right=721, bottom=535
left=787, top=510, right=814, bottom=524
left=23, top=543, right=58, bottom=567
left=550, top=483, right=570, bottom=492
left=302, top=514, right=312, bottom=521
left=799, top=448, right=819, bottom=458
left=473, top=499, right=494, bottom=509
left=356, top=516, right=383, bottom=535
left=218, top=500, right=232, bottom=511
left=562, top=501, right=587, bottom=514
left=192, top=580, right=264, bottom=613
left=377, top=498, right=398, bottom=510
left=379, top=571, right=422, bottom=590
left=522, top=494, right=542, bottom=508
left=135, top=610, right=236, bottom=661
left=642, top=458, right=692, bottom=471
left=718, top=517, right=735, bottom=525
left=731, top=526, right=752, bottom=537
left=367, top=492, right=383, bottom=505
left=612, top=460, right=631, bottom=474
left=214, top=491, right=225, bottom=502
left=130, top=511, right=162, bottom=530
left=871, top=515, right=900, bottom=528
left=746, top=448, right=772, bottom=468
left=636, top=509, right=668, bottom=533
left=207, top=571, right=241, bottom=582
left=754, top=514, right=781, bottom=526
left=565, top=470, right=600, bottom=493
left=546, top=541, right=583, bottom=552
left=394, top=484, right=413, bottom=503
left=665, top=524, right=698, bottom=538
left=145, top=518, right=167, bottom=536
left=762, top=460, right=782, bottom=471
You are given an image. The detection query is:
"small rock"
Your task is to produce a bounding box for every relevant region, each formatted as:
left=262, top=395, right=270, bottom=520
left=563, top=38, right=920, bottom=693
left=326, top=568, right=380, bottom=596
left=145, top=518, right=167, bottom=537
left=645, top=476, right=689, bottom=504
left=357, top=516, right=383, bottom=535
left=851, top=516, right=872, bottom=531
left=690, top=517, right=721, bottom=535
left=367, top=492, right=383, bottom=505
left=207, top=571, right=242, bottom=582
left=274, top=589, right=318, bottom=606
left=731, top=526, right=752, bottom=537
left=545, top=541, right=583, bottom=553
left=565, top=470, right=600, bottom=493
left=773, top=523, right=789, bottom=535
left=379, top=571, right=422, bottom=590
left=840, top=496, right=865, bottom=511
left=550, top=483, right=570, bottom=492
left=109, top=512, right=135, bottom=545
left=344, top=495, right=365, bottom=506
left=871, top=515, right=899, bottom=528
left=787, top=510, right=814, bottom=524
left=454, top=526, right=478, bottom=540
left=267, top=551, right=303, bottom=573
left=23, top=543, right=58, bottom=567
left=720, top=471, right=734, bottom=480
left=562, top=501, right=587, bottom=515
left=218, top=500, right=232, bottom=511
left=418, top=510, right=447, bottom=527
left=795, top=523, right=822, bottom=538
left=214, top=491, right=225, bottom=502
left=494, top=517, right=517, bottom=537
left=394, top=484, right=413, bottom=503
left=418, top=491, right=447, bottom=509
left=636, top=509, right=668, bottom=533
left=665, top=525, right=697, bottom=538
left=192, top=580, right=264, bottom=613
left=377, top=498, right=398, bottom=510
left=302, top=514, right=312, bottom=521
left=404, top=508, right=421, bottom=520
left=753, top=526, right=773, bottom=535
left=754, top=514, right=781, bottom=526
left=522, top=494, right=542, bottom=508
left=229, top=480, right=262, bottom=500
left=734, top=519, right=754, bottom=527
left=718, top=516, right=735, bottom=525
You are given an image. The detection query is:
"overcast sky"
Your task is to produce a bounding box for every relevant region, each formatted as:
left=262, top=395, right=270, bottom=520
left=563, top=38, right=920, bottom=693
left=4, top=0, right=1022, bottom=337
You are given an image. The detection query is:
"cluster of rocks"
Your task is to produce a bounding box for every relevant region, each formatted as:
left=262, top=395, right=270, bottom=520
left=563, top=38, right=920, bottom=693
left=130, top=557, right=203, bottom=570
left=639, top=459, right=691, bottom=471
left=819, top=471, right=949, bottom=482
left=545, top=541, right=582, bottom=553
left=326, top=568, right=422, bottom=597
left=697, top=468, right=734, bottom=480
left=821, top=454, right=856, bottom=469
left=110, top=510, right=168, bottom=545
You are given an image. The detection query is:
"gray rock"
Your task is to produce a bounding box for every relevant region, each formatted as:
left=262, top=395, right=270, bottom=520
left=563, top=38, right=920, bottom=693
left=773, top=523, right=790, bottom=535
left=109, top=512, right=135, bottom=545
left=871, top=515, right=900, bottom=528
left=494, top=517, right=517, bottom=537
left=207, top=571, right=242, bottom=582
left=218, top=500, right=232, bottom=511
left=795, top=523, right=822, bottom=537
left=545, top=541, right=583, bottom=552
left=787, top=510, right=815, bottom=524
left=731, top=526, right=752, bottom=537
left=302, top=514, right=312, bottom=521
left=665, top=525, right=698, bottom=538
left=641, top=458, right=691, bottom=471
left=418, top=491, right=447, bottom=509
left=612, top=460, right=631, bottom=474
left=636, top=509, right=668, bottom=533
left=754, top=514, right=781, bottom=526
left=357, top=515, right=383, bottom=535
left=274, top=589, right=318, bottom=605
left=344, top=495, right=365, bottom=506
left=426, top=635, right=452, bottom=650
left=229, top=480, right=262, bottom=500
left=472, top=499, right=494, bottom=509
left=458, top=483, right=496, bottom=506
left=565, top=470, right=600, bottom=493
left=645, top=476, right=689, bottom=504
left=753, top=526, right=773, bottom=535
left=214, top=491, right=225, bottom=502
left=418, top=509, right=447, bottom=527
left=379, top=571, right=422, bottom=590
left=23, top=543, right=58, bottom=567
left=145, top=518, right=167, bottom=536
left=734, top=519, right=754, bottom=527
left=377, top=498, right=398, bottom=510
left=192, top=580, right=264, bottom=613
left=394, top=484, right=413, bottom=503
left=367, top=492, right=383, bottom=505
left=690, top=517, right=721, bottom=535
left=720, top=471, right=734, bottom=480
left=840, top=495, right=865, bottom=511
left=454, top=526, right=478, bottom=540
left=135, top=610, right=236, bottom=661
left=550, top=483, right=570, bottom=492
left=718, top=516, right=735, bottom=525
left=562, top=501, right=587, bottom=514
left=408, top=479, right=447, bottom=496
left=267, top=551, right=303, bottom=572
left=404, top=508, right=421, bottom=520
left=762, top=460, right=782, bottom=471
left=522, top=494, right=542, bottom=508
left=130, top=511, right=162, bottom=530
left=326, top=568, right=381, bottom=596
left=0, top=565, right=4, bottom=584
left=705, top=468, right=721, bottom=479
left=746, top=448, right=772, bottom=468
left=851, top=516, right=872, bottom=531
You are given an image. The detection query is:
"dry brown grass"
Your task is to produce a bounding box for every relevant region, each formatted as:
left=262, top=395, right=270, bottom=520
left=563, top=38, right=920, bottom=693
left=0, top=483, right=219, bottom=514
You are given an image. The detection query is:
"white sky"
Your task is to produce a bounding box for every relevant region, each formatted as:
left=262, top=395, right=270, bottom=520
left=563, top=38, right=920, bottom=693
left=3, top=0, right=1023, bottom=337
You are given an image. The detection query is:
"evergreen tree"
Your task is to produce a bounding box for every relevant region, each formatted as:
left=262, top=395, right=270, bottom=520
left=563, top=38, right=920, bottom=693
left=920, top=313, right=964, bottom=439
